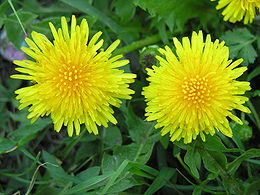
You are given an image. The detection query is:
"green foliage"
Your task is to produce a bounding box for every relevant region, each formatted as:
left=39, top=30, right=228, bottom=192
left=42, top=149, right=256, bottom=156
left=0, top=1, right=7, bottom=28
left=4, top=10, right=37, bottom=48
left=0, top=0, right=259, bottom=194
left=131, top=0, right=219, bottom=32
left=144, top=167, right=176, bottom=195
left=248, top=66, right=260, bottom=81
left=0, top=137, right=16, bottom=154
left=251, top=90, right=260, bottom=97
left=227, top=149, right=260, bottom=175
left=184, top=143, right=201, bottom=178
left=221, top=28, right=258, bottom=66
left=113, top=0, right=136, bottom=23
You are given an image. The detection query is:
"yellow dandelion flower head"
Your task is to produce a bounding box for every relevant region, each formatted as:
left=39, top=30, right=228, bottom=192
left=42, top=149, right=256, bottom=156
left=11, top=15, right=136, bottom=136
left=142, top=31, right=251, bottom=144
left=211, top=0, right=260, bottom=24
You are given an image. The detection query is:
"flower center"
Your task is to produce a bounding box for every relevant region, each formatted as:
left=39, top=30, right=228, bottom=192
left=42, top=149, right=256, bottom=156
left=53, top=65, right=84, bottom=95
left=181, top=75, right=212, bottom=107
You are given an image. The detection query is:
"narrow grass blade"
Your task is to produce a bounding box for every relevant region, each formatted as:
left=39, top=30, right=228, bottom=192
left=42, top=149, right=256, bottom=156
left=101, top=160, right=129, bottom=195
left=7, top=0, right=27, bottom=35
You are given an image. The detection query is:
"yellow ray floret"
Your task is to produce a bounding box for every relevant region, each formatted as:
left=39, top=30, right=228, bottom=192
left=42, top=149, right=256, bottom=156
left=142, top=31, right=251, bottom=144
left=11, top=15, right=136, bottom=136
left=211, top=0, right=260, bottom=24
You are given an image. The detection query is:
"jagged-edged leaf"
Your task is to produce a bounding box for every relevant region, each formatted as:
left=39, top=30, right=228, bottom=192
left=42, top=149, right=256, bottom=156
left=221, top=28, right=257, bottom=66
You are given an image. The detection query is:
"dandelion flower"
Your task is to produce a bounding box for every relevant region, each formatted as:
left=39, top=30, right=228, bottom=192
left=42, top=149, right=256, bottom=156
left=11, top=15, right=136, bottom=136
left=211, top=0, right=260, bottom=24
left=142, top=31, right=251, bottom=144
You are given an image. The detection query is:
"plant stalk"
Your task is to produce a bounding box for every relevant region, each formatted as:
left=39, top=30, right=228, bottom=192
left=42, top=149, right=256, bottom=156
left=114, top=32, right=173, bottom=56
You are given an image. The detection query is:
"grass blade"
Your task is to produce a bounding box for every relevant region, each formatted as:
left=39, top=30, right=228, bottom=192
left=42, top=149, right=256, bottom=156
left=7, top=0, right=27, bottom=35
left=101, top=160, right=129, bottom=195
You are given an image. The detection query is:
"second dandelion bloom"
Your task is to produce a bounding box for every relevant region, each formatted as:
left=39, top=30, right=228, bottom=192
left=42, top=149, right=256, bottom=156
left=142, top=31, right=251, bottom=144
left=212, top=0, right=260, bottom=24
left=11, top=15, right=136, bottom=136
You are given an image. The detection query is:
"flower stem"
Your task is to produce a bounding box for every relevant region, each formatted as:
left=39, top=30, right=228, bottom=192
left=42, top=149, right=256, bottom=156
left=114, top=32, right=172, bottom=55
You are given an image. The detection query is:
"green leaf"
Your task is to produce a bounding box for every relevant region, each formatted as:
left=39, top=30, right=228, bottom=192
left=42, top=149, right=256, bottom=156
left=144, top=167, right=175, bottom=195
left=201, top=151, right=227, bottom=174
left=192, top=187, right=202, bottom=195
left=19, top=147, right=42, bottom=163
left=233, top=120, right=253, bottom=142
left=0, top=85, right=10, bottom=99
left=132, top=0, right=217, bottom=32
left=102, top=153, right=120, bottom=175
left=248, top=66, right=260, bottom=81
left=4, top=10, right=37, bottom=48
left=8, top=118, right=51, bottom=146
left=245, top=179, right=260, bottom=195
left=113, top=144, right=139, bottom=162
left=34, top=186, right=60, bottom=195
left=128, top=166, right=154, bottom=179
left=157, top=20, right=169, bottom=44
left=113, top=0, right=136, bottom=23
left=104, top=125, right=122, bottom=147
left=128, top=161, right=159, bottom=176
left=119, top=105, right=160, bottom=164
left=74, top=141, right=98, bottom=164
left=42, top=150, right=80, bottom=184
left=257, top=36, right=260, bottom=49
left=29, top=16, right=61, bottom=36
left=5, top=78, right=22, bottom=96
left=101, top=160, right=152, bottom=193
left=101, top=160, right=129, bottom=194
left=8, top=108, right=31, bottom=125
left=159, top=135, right=169, bottom=149
left=77, top=167, right=100, bottom=181
left=227, top=149, right=260, bottom=175
left=102, top=124, right=159, bottom=174
left=22, top=0, right=76, bottom=16
left=0, top=1, right=7, bottom=28
left=251, top=90, right=260, bottom=97
left=156, top=143, right=168, bottom=169
left=122, top=104, right=154, bottom=143
left=184, top=147, right=200, bottom=178
left=107, top=177, right=144, bottom=194
left=0, top=152, right=39, bottom=178
left=62, top=173, right=112, bottom=195
left=61, top=133, right=98, bottom=160
left=203, top=135, right=242, bottom=152
left=60, top=0, right=125, bottom=36
left=113, top=138, right=158, bottom=164
left=0, top=137, right=16, bottom=154
left=174, top=141, right=193, bottom=151
left=0, top=104, right=8, bottom=131
left=221, top=28, right=257, bottom=66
